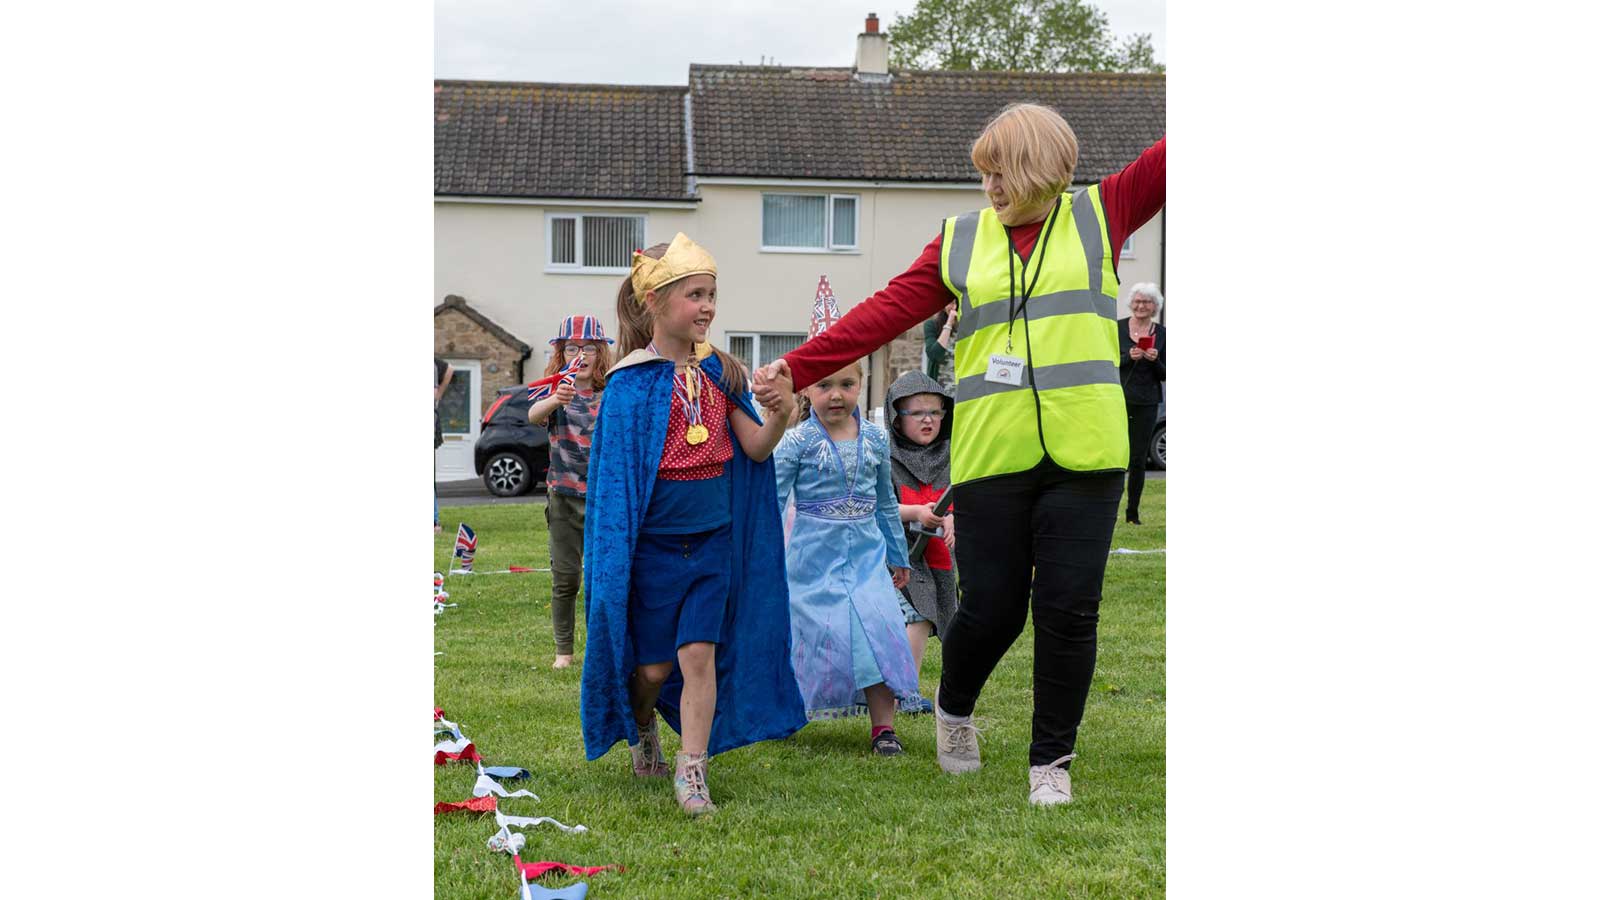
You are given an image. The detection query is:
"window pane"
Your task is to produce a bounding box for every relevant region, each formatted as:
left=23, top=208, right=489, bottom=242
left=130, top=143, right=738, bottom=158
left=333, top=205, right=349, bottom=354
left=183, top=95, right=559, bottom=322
left=727, top=335, right=753, bottom=372
left=439, top=371, right=471, bottom=435
left=831, top=196, right=857, bottom=246
left=762, top=195, right=826, bottom=248
left=582, top=215, right=642, bottom=268
left=759, top=333, right=806, bottom=366
left=551, top=218, right=577, bottom=264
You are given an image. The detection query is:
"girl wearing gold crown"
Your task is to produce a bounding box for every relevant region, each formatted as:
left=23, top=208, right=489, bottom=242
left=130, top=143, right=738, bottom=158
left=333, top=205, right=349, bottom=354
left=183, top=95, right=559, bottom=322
left=578, top=234, right=808, bottom=817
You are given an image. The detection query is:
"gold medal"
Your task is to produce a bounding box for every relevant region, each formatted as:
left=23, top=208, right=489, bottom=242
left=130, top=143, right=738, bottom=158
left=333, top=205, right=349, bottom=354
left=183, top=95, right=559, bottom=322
left=686, top=424, right=710, bottom=445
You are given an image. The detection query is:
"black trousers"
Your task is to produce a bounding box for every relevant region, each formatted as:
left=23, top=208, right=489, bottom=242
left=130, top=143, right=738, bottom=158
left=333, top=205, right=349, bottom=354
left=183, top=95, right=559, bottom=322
left=1125, top=403, right=1160, bottom=519
left=937, top=460, right=1124, bottom=766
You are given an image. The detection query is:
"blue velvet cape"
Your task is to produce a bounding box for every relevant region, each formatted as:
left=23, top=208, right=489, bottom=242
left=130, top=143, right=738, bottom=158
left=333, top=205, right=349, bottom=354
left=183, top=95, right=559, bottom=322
left=578, top=349, right=808, bottom=760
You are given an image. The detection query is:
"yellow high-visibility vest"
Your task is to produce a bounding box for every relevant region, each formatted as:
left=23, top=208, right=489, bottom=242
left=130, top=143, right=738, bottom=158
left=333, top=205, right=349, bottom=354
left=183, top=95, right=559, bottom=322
left=939, top=187, right=1129, bottom=485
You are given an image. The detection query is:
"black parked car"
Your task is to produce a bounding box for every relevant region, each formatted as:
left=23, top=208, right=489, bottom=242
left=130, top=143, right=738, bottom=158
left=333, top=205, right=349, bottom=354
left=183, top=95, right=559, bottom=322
left=474, top=387, right=550, bottom=497
left=1147, top=402, right=1166, bottom=470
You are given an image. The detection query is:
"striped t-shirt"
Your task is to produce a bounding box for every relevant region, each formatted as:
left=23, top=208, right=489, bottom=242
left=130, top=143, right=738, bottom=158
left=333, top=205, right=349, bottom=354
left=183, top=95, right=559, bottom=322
left=546, top=389, right=601, bottom=498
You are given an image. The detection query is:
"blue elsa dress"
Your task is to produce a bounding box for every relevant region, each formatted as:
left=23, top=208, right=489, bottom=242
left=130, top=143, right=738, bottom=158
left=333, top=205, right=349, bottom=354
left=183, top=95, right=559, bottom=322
left=774, top=410, right=919, bottom=719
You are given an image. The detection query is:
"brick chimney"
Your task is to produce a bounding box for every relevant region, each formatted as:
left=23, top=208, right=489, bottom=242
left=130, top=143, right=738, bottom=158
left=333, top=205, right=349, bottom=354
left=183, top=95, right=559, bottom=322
left=854, top=12, right=889, bottom=77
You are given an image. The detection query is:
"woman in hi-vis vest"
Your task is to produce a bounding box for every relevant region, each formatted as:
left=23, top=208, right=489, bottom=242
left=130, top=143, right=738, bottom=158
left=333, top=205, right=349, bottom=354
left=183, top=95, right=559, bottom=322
left=755, top=104, right=1164, bottom=807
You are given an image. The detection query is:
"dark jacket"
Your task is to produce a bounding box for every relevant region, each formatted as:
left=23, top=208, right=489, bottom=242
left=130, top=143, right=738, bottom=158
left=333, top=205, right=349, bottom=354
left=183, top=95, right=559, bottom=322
left=1118, top=318, right=1166, bottom=406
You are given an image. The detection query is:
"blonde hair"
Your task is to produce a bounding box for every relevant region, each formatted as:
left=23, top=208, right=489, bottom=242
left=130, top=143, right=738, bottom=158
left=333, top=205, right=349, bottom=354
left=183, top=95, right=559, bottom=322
left=615, top=242, right=749, bottom=395
left=970, top=103, right=1079, bottom=217
left=797, top=359, right=865, bottom=421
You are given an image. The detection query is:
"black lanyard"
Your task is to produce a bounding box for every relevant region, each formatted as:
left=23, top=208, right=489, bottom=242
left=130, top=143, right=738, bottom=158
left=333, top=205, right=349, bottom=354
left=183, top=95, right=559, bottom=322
left=1003, top=197, right=1064, bottom=353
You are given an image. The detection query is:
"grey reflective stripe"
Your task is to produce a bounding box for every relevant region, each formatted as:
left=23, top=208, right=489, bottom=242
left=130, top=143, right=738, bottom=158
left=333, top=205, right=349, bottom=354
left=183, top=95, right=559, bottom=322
left=956, top=360, right=1119, bottom=403
left=959, top=288, right=1116, bottom=334
left=947, top=211, right=979, bottom=318
left=1070, top=189, right=1104, bottom=298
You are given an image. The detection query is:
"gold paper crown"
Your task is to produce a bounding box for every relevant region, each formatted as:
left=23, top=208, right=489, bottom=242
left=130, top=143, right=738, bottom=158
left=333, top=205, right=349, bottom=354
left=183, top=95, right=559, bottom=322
left=630, top=232, right=718, bottom=301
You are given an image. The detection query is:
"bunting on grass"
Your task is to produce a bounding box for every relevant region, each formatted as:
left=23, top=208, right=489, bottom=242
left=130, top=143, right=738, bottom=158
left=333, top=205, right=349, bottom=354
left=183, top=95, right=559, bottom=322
left=512, top=858, right=620, bottom=880
left=473, top=773, right=538, bottom=800
left=496, top=810, right=589, bottom=835
left=434, top=795, right=497, bottom=815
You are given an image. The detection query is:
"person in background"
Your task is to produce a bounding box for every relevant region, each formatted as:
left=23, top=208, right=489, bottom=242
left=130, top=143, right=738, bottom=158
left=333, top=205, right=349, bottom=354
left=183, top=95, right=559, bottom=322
left=434, top=357, right=455, bottom=533
left=922, top=300, right=958, bottom=383
left=528, top=315, right=614, bottom=669
left=1118, top=283, right=1166, bottom=525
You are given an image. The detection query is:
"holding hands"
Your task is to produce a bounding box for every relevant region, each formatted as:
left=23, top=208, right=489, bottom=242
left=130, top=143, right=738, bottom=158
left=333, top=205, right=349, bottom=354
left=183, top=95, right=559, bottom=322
left=890, top=566, right=910, bottom=590
left=753, top=358, right=796, bottom=421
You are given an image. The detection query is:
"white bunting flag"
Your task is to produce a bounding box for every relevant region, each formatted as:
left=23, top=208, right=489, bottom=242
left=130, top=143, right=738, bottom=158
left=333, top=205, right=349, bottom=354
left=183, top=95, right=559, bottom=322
left=495, top=810, right=588, bottom=835
left=473, top=773, right=539, bottom=800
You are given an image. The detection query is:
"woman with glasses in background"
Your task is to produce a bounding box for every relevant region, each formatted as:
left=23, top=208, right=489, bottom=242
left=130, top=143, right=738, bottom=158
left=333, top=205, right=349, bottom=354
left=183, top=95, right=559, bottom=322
left=1119, top=283, right=1166, bottom=525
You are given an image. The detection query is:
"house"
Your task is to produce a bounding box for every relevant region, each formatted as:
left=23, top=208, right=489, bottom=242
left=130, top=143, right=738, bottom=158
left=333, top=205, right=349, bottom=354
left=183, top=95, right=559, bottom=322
left=434, top=14, right=1165, bottom=480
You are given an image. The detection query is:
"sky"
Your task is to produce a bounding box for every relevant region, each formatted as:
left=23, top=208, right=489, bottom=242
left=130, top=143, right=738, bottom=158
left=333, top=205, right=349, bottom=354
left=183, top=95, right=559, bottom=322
left=435, top=0, right=1165, bottom=84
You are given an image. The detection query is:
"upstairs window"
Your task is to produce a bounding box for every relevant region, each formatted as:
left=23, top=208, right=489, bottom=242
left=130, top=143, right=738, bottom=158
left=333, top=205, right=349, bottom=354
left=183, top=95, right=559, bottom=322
left=761, top=193, right=859, bottom=252
left=547, top=213, right=646, bottom=273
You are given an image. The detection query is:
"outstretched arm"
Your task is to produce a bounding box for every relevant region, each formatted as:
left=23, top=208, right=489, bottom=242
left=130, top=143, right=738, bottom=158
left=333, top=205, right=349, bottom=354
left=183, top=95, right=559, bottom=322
left=730, top=368, right=796, bottom=462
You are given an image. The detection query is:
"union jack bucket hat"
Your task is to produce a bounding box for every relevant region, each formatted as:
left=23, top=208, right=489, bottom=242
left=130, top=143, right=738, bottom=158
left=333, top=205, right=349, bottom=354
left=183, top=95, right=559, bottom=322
left=549, top=315, right=614, bottom=345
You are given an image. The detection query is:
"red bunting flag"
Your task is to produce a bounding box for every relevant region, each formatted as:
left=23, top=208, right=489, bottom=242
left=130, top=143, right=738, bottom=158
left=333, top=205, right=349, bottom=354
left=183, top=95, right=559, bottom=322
left=433, top=707, right=445, bottom=721
left=434, top=795, right=497, bottom=815
left=512, top=857, right=623, bottom=879
left=435, top=743, right=483, bottom=765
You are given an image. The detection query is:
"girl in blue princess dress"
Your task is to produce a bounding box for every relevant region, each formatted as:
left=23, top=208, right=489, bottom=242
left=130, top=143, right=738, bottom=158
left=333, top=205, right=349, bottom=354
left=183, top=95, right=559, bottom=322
left=774, top=359, right=920, bottom=756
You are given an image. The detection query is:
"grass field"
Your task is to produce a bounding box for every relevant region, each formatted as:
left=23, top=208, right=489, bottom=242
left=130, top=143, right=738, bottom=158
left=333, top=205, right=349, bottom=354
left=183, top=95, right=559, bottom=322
left=434, top=480, right=1165, bottom=899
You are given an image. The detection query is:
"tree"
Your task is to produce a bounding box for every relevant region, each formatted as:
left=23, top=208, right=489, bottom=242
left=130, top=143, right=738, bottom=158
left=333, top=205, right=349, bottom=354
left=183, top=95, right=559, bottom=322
left=886, top=0, right=1165, bottom=74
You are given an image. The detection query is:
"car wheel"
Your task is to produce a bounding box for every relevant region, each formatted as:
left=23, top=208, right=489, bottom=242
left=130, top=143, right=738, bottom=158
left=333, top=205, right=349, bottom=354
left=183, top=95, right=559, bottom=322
left=484, top=451, right=532, bottom=496
left=1148, top=424, right=1166, bottom=470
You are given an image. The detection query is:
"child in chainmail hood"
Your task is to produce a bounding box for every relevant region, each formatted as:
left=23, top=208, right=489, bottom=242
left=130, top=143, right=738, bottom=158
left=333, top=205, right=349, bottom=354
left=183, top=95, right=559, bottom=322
left=884, top=370, right=958, bottom=714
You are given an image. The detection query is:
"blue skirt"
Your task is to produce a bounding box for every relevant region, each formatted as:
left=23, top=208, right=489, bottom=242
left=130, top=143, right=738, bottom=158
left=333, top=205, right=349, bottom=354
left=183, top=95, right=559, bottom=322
left=628, top=524, right=732, bottom=665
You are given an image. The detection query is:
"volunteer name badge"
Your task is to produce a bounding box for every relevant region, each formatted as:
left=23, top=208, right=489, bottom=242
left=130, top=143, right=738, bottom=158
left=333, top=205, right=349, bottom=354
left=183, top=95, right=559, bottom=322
left=986, top=353, right=1025, bottom=386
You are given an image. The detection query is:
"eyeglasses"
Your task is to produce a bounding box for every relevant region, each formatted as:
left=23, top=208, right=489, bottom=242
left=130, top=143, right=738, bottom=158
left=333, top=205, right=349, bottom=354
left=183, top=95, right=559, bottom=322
left=899, top=408, right=946, bottom=421
left=1130, top=299, right=1156, bottom=306
left=562, top=345, right=600, bottom=357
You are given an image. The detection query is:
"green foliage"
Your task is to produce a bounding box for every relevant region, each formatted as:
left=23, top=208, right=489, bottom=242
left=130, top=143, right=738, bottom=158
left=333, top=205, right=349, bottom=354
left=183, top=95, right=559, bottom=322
left=434, top=480, right=1164, bottom=898
left=887, top=0, right=1165, bottom=73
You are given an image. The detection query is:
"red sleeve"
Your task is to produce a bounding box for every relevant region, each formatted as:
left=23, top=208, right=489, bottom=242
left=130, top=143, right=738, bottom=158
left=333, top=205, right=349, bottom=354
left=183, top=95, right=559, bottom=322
left=783, top=233, right=953, bottom=390
left=1102, top=136, right=1166, bottom=269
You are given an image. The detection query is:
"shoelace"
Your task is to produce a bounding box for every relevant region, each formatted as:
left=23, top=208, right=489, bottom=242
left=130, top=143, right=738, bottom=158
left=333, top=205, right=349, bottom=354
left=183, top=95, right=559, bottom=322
left=679, top=758, right=710, bottom=801
left=640, top=729, right=664, bottom=767
left=940, top=717, right=987, bottom=754
left=1035, top=753, right=1077, bottom=792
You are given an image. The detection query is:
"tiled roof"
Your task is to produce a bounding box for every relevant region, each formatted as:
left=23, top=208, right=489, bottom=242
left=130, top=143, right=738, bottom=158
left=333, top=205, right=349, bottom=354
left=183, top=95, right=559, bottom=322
left=689, top=66, right=1165, bottom=184
left=435, top=295, right=530, bottom=353
left=434, top=80, right=692, bottom=200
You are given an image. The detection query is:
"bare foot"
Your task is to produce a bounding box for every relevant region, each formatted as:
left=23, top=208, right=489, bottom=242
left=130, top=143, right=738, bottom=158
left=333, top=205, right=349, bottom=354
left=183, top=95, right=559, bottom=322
left=552, top=655, right=574, bottom=669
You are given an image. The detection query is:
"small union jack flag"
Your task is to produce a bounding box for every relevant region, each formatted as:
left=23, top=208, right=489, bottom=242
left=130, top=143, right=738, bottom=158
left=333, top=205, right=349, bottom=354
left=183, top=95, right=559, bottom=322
left=527, top=356, right=584, bottom=402
left=809, top=275, right=842, bottom=339
left=452, top=523, right=477, bottom=572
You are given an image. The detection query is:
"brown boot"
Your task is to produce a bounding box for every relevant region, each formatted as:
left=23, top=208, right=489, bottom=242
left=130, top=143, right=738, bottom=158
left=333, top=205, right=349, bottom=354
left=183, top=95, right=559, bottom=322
left=673, top=751, right=716, bottom=816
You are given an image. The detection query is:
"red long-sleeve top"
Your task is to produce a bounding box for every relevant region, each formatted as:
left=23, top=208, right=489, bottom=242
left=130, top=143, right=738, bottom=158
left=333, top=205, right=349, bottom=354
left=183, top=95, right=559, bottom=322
left=784, top=137, right=1166, bottom=390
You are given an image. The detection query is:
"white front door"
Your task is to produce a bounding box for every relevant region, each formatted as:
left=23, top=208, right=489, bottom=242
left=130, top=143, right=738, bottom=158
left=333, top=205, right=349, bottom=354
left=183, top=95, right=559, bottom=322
left=435, top=359, right=481, bottom=482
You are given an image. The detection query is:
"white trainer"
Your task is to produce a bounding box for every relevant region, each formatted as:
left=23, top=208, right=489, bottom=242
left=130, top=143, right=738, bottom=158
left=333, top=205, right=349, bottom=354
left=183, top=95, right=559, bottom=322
left=934, top=689, right=983, bottom=775
left=1028, top=754, right=1077, bottom=806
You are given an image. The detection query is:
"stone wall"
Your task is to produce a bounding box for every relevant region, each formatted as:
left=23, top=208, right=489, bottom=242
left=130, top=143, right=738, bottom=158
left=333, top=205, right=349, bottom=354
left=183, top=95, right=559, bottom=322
left=434, top=303, right=532, bottom=417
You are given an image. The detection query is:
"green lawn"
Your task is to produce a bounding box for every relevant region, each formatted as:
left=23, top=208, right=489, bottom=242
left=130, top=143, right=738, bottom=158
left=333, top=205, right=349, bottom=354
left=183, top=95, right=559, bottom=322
left=435, top=479, right=1164, bottom=899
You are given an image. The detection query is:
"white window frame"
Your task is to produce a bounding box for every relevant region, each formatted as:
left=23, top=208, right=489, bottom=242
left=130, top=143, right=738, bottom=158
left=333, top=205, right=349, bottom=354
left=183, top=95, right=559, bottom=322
left=1121, top=234, right=1136, bottom=260
left=759, top=192, right=861, bottom=254
left=545, top=211, right=648, bottom=274
left=725, top=332, right=809, bottom=371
